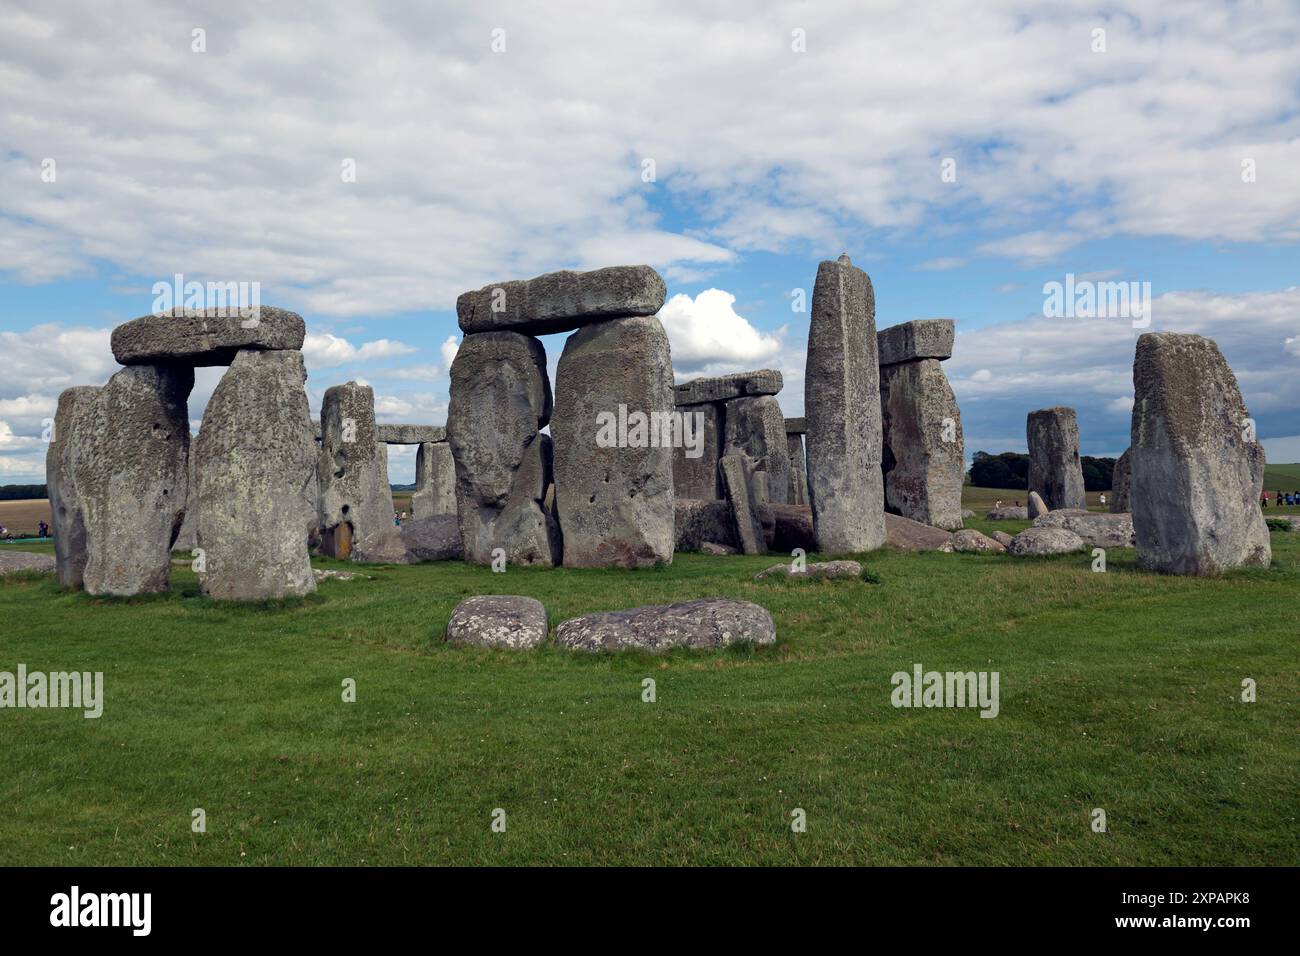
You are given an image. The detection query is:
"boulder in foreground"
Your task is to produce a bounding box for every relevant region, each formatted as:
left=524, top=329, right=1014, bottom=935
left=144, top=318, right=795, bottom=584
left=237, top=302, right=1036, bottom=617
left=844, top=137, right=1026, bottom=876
left=556, top=598, right=776, bottom=652
left=446, top=595, right=548, bottom=649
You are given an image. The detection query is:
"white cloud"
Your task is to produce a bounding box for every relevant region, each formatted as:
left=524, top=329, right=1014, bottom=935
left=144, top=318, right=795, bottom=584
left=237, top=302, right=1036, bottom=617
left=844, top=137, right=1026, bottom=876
left=1106, top=395, right=1135, bottom=415
left=302, top=333, right=418, bottom=370
left=658, top=289, right=784, bottom=374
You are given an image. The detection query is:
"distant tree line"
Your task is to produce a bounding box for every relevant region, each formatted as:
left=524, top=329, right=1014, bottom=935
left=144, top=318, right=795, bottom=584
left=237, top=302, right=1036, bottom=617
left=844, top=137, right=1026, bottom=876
left=968, top=452, right=1115, bottom=491
left=0, top=484, right=48, bottom=500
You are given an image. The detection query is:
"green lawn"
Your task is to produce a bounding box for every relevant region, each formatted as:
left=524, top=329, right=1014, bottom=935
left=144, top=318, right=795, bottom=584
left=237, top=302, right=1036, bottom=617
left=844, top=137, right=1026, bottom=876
left=1, top=527, right=1297, bottom=866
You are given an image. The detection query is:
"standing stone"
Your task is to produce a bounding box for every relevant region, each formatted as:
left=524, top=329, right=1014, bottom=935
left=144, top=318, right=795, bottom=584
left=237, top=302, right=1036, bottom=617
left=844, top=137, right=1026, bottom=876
left=72, top=365, right=192, bottom=596
left=172, top=452, right=198, bottom=553
left=447, top=332, right=559, bottom=566
left=196, top=350, right=316, bottom=599
left=46, top=386, right=100, bottom=588
left=318, top=382, right=393, bottom=558
left=411, top=441, right=457, bottom=518
left=1130, top=332, right=1270, bottom=575
left=805, top=254, right=885, bottom=553
left=552, top=316, right=675, bottom=567
left=723, top=395, right=790, bottom=505
left=671, top=401, right=724, bottom=500
left=1027, top=491, right=1049, bottom=519
left=720, top=454, right=766, bottom=555
left=1027, top=407, right=1086, bottom=511
left=879, top=357, right=964, bottom=529
left=786, top=432, right=808, bottom=505
left=1110, top=448, right=1131, bottom=514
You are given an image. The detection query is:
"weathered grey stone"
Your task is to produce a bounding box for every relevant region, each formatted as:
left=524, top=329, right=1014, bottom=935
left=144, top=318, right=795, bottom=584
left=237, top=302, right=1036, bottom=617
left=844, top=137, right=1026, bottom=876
left=0, top=550, right=56, bottom=575
left=317, top=382, right=394, bottom=559
left=411, top=442, right=457, bottom=518
left=446, top=595, right=548, bottom=649
left=877, top=319, right=954, bottom=366
left=760, top=503, right=817, bottom=553
left=1007, top=526, right=1086, bottom=556
left=674, top=369, right=783, bottom=406
left=447, top=332, right=559, bottom=566
left=755, top=559, right=861, bottom=580
left=884, top=512, right=955, bottom=552
left=457, top=265, right=666, bottom=336
left=110, top=307, right=305, bottom=366
left=351, top=514, right=463, bottom=564
left=556, top=598, right=776, bottom=652
left=720, top=454, right=766, bottom=555
left=1110, top=448, right=1131, bottom=514
left=1130, top=332, right=1270, bottom=575
left=674, top=498, right=739, bottom=552
left=961, top=508, right=976, bottom=519
left=951, top=529, right=1006, bottom=553
left=171, top=452, right=198, bottom=553
left=195, top=350, right=316, bottom=599
left=671, top=401, right=724, bottom=500
left=723, top=395, right=790, bottom=505
left=986, top=506, right=1029, bottom=520
left=700, top=541, right=737, bottom=556
left=990, top=530, right=1015, bottom=548
left=784, top=417, right=806, bottom=434
left=377, top=424, right=446, bottom=445
left=1032, top=510, right=1135, bottom=548
left=1027, top=491, right=1049, bottom=519
left=46, top=386, right=99, bottom=588
left=786, top=433, right=808, bottom=505
left=879, top=358, right=964, bottom=529
left=72, top=365, right=192, bottom=595
left=1027, top=407, right=1086, bottom=511
left=552, top=316, right=674, bottom=567
left=805, top=255, right=885, bottom=553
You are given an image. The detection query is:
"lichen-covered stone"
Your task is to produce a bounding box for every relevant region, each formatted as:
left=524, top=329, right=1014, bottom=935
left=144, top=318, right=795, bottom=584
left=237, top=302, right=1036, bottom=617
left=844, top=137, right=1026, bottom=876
left=411, top=442, right=457, bottom=518
left=724, top=395, right=790, bottom=505
left=877, top=319, right=954, bottom=365
left=377, top=424, right=446, bottom=445
left=1110, top=448, right=1131, bottom=514
left=951, top=529, right=1006, bottom=553
left=446, top=595, right=548, bottom=649
left=879, top=358, right=964, bottom=529
left=556, top=598, right=776, bottom=652
left=671, top=401, right=724, bottom=500
left=674, top=369, right=783, bottom=405
left=755, top=560, right=861, bottom=580
left=110, top=307, right=305, bottom=366
left=1027, top=407, right=1086, bottom=511
left=457, top=265, right=666, bottom=336
left=317, top=382, right=393, bottom=558
left=720, top=454, right=766, bottom=555
left=1007, top=526, right=1086, bottom=556
left=786, top=433, right=808, bottom=505
left=46, top=386, right=100, bottom=588
left=1031, top=511, right=1134, bottom=548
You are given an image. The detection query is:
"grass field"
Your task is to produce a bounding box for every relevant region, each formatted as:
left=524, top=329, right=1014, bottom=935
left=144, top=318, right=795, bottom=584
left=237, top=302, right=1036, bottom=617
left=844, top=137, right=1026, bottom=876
left=1, top=508, right=1297, bottom=866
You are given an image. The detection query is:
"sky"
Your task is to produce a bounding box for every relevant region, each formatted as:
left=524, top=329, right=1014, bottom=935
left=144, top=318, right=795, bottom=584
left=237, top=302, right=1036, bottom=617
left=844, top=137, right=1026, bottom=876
left=2, top=0, right=1298, bottom=484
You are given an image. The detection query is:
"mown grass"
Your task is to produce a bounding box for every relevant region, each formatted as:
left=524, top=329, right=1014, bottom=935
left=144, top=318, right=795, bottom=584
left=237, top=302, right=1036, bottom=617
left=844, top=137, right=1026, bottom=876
left=2, top=520, right=1297, bottom=867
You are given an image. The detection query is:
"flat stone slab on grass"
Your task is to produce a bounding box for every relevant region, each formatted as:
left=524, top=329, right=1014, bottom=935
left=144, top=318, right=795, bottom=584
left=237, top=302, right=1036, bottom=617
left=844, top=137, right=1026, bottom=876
left=377, top=424, right=446, bottom=444
left=0, top=550, right=56, bottom=575
left=986, top=506, right=1029, bottom=520
left=884, top=512, right=954, bottom=551
left=674, top=369, right=783, bottom=406
left=1032, top=511, right=1135, bottom=547
left=556, top=598, right=776, bottom=652
left=877, top=319, right=954, bottom=366
left=447, top=595, right=549, bottom=649
left=755, top=560, right=862, bottom=580
left=951, top=529, right=1006, bottom=553
left=457, top=265, right=666, bottom=336
left=111, top=307, right=306, bottom=366
left=1007, top=526, right=1086, bottom=556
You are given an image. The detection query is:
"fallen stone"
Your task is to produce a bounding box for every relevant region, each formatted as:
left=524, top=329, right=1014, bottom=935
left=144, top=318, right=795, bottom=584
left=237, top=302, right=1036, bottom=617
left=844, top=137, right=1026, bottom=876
left=1110, top=448, right=1131, bottom=514
left=457, top=265, right=666, bottom=336
left=72, top=365, right=192, bottom=596
left=556, top=598, right=776, bottom=652
left=46, top=386, right=100, bottom=588
left=986, top=506, right=1029, bottom=520
left=1027, top=407, right=1087, bottom=511
left=723, top=395, right=790, bottom=505
left=805, top=255, right=885, bottom=553
left=446, top=595, right=549, bottom=650
left=411, top=442, right=457, bottom=518
left=1027, top=491, right=1049, bottom=519
left=700, top=541, right=737, bottom=556
left=877, top=318, right=954, bottom=366
left=377, top=424, right=446, bottom=445
left=552, top=316, right=675, bottom=567
left=755, top=559, right=861, bottom=580
left=447, top=332, right=559, bottom=566
left=671, top=401, right=724, bottom=500
left=1130, top=332, right=1270, bottom=574
left=884, top=512, right=955, bottom=552
left=990, top=530, right=1015, bottom=548
left=674, top=369, right=783, bottom=405
left=961, top=508, right=976, bottom=519
left=317, top=382, right=394, bottom=558
left=1032, top=511, right=1135, bottom=548
left=0, top=550, right=56, bottom=575
left=951, top=529, right=1006, bottom=553
left=674, top=498, right=739, bottom=552
left=110, top=307, right=305, bottom=366
left=313, top=568, right=365, bottom=582
left=879, top=357, right=964, bottom=529
left=720, top=454, right=766, bottom=555
left=1007, top=526, right=1086, bottom=556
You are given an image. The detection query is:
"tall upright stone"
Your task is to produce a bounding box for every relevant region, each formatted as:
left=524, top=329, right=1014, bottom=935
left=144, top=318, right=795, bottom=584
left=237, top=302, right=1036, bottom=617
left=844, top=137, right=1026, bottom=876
left=196, top=350, right=317, bottom=599
left=411, top=441, right=457, bottom=518
left=447, top=331, right=559, bottom=566
left=72, top=365, right=192, bottom=596
left=879, top=351, right=964, bottom=530
left=786, top=430, right=808, bottom=506
left=1027, top=407, right=1086, bottom=511
left=1130, top=332, right=1269, bottom=575
left=317, top=382, right=393, bottom=558
left=723, top=394, right=790, bottom=505
left=552, top=315, right=675, bottom=567
left=671, top=400, right=724, bottom=500
left=1110, top=448, right=1131, bottom=514
left=46, top=386, right=100, bottom=588
left=804, top=254, right=885, bottom=553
